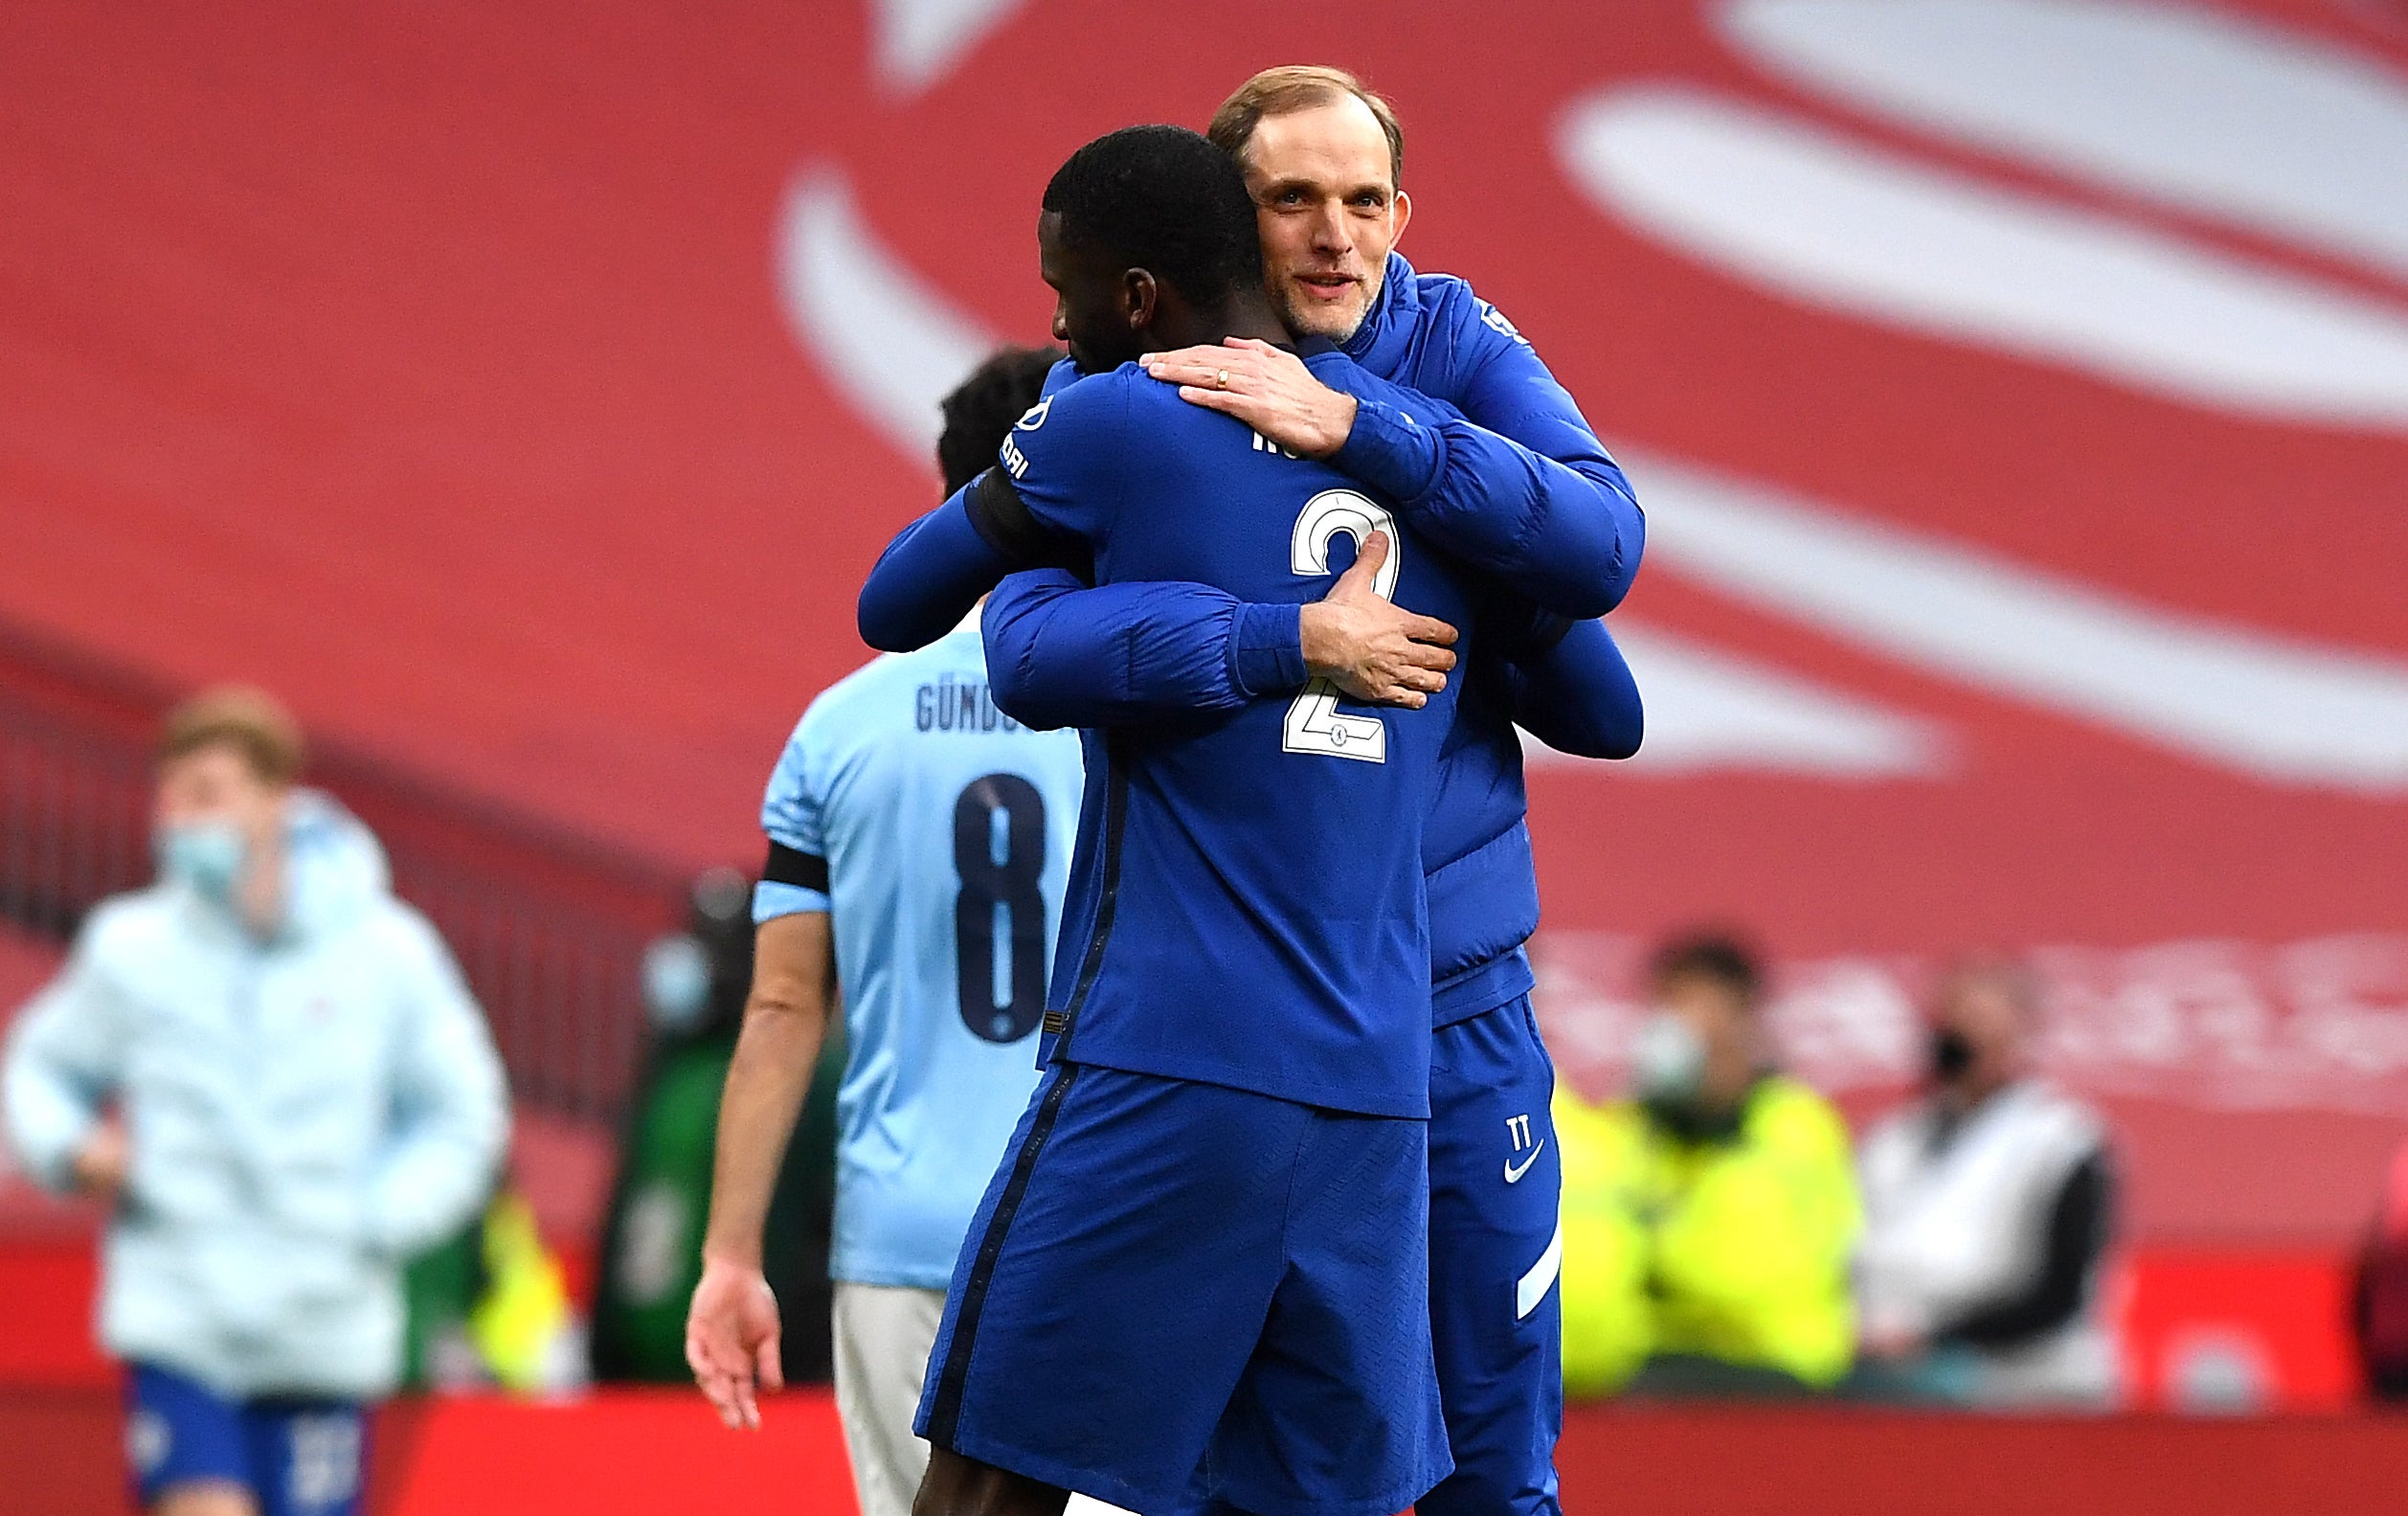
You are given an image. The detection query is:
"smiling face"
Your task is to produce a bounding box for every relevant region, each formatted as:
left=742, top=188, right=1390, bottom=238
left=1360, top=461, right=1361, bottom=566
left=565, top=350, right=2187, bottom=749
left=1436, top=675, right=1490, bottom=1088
left=1236, top=95, right=1412, bottom=343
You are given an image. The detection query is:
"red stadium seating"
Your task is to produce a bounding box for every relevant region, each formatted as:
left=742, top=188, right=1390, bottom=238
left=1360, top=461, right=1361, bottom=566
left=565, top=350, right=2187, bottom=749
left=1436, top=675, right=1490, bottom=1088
left=1, top=0, right=2404, bottom=1459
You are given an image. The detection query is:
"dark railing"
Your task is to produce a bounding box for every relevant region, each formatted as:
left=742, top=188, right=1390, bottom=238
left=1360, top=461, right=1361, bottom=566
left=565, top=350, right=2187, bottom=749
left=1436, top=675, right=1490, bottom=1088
left=0, top=618, right=687, bottom=1120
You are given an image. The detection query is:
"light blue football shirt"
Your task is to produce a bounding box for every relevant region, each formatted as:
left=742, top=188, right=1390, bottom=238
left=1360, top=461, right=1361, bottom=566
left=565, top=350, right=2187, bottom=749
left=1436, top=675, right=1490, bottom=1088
left=754, top=625, right=1084, bottom=1290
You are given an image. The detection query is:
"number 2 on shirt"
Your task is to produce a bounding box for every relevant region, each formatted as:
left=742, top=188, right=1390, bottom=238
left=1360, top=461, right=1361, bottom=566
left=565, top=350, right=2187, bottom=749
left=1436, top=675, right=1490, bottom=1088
left=1285, top=489, right=1398, bottom=764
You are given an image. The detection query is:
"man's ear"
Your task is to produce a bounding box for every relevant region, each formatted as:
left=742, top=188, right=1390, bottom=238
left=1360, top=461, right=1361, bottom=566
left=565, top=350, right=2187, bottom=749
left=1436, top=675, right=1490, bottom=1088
left=1389, top=190, right=1413, bottom=251
left=1121, top=268, right=1159, bottom=331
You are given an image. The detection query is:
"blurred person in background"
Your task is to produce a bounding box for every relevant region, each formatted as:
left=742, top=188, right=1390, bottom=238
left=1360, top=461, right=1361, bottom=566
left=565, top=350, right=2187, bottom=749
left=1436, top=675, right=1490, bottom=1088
left=1, top=687, right=508, bottom=1516
left=1555, top=933, right=1858, bottom=1398
left=588, top=868, right=841, bottom=1385
left=2354, top=1142, right=2408, bottom=1400
left=1853, top=957, right=2120, bottom=1408
left=686, top=347, right=1086, bottom=1516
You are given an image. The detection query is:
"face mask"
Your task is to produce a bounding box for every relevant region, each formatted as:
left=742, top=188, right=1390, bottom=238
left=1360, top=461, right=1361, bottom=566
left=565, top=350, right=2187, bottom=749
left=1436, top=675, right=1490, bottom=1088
left=1929, top=1027, right=1976, bottom=1084
left=1631, top=1010, right=1708, bottom=1105
left=155, top=820, right=248, bottom=900
left=642, top=935, right=714, bottom=1034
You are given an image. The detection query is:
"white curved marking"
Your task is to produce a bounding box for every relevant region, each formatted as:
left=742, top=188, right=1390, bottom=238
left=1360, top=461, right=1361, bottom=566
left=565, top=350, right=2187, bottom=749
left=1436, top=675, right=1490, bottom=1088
left=1286, top=492, right=1398, bottom=763
left=1623, top=447, right=2408, bottom=790
left=1722, top=0, right=2408, bottom=284
left=1523, top=622, right=1952, bottom=779
left=1289, top=490, right=1401, bottom=597
left=1557, top=85, right=2408, bottom=427
left=1517, top=1220, right=1564, bottom=1320
left=872, top=0, right=1028, bottom=96
left=776, top=166, right=1000, bottom=458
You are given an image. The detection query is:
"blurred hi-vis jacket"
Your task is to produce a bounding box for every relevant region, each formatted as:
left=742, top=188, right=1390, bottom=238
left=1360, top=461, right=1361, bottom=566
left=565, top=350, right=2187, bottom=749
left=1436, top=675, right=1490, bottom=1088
left=3, top=792, right=508, bottom=1400
left=1555, top=1075, right=1860, bottom=1393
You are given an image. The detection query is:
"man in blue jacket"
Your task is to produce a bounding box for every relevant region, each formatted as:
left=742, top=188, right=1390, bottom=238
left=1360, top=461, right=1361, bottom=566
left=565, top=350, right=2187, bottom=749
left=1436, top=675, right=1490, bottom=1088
left=4, top=688, right=508, bottom=1516
left=980, top=67, right=1644, bottom=1516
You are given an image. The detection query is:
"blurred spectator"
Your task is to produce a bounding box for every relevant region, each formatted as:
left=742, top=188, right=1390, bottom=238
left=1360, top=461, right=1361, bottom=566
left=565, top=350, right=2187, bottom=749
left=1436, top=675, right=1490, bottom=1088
left=2352, top=1143, right=2408, bottom=1400
left=402, top=1188, right=581, bottom=1395
left=587, top=868, right=842, bottom=1385
left=1853, top=957, right=2120, bottom=1408
left=1557, top=933, right=1858, bottom=1398
left=1, top=686, right=507, bottom=1516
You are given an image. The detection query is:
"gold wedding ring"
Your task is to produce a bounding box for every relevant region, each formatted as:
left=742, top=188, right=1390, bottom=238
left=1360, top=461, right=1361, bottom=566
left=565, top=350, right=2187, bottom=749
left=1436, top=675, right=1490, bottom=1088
left=1215, top=368, right=1229, bottom=390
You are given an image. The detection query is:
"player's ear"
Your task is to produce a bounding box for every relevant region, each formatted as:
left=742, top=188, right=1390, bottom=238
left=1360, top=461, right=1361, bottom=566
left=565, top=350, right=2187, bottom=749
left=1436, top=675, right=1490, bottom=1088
left=1121, top=268, right=1158, bottom=331
left=1389, top=189, right=1412, bottom=249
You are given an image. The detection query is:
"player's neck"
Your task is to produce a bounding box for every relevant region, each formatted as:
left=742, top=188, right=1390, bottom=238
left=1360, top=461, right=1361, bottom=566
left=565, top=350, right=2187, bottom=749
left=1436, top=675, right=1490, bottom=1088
left=1149, top=291, right=1294, bottom=354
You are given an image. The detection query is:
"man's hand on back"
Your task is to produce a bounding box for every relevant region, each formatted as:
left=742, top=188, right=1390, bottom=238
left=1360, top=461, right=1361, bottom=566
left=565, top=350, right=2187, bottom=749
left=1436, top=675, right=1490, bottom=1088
left=1298, top=532, right=1457, bottom=708
left=686, top=1253, right=784, bottom=1429
left=1146, top=337, right=1359, bottom=458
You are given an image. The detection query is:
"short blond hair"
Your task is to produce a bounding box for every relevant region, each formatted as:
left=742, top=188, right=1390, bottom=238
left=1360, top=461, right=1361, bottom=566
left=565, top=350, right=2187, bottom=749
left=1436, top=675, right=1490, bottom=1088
left=1207, top=65, right=1405, bottom=188
left=159, top=685, right=306, bottom=785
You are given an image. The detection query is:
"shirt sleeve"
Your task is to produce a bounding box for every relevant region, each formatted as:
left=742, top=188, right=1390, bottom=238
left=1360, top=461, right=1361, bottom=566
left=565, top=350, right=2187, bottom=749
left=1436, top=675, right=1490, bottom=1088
left=1503, top=613, right=1645, bottom=760
left=0, top=929, right=124, bottom=1191
left=983, top=569, right=1307, bottom=732
left=858, top=373, right=1132, bottom=655
left=855, top=483, right=1021, bottom=652
left=754, top=713, right=833, bottom=922
left=1330, top=300, right=1644, bottom=619
left=361, top=914, right=510, bottom=1257
left=1933, top=1147, right=2115, bottom=1349
left=980, top=373, right=1125, bottom=551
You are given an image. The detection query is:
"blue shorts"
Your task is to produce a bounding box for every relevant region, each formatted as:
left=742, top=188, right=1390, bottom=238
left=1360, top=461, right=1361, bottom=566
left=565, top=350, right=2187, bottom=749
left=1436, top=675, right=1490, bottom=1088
left=124, top=1362, right=367, bottom=1516
left=914, top=1063, right=1450, bottom=1516
left=1422, top=996, right=1564, bottom=1516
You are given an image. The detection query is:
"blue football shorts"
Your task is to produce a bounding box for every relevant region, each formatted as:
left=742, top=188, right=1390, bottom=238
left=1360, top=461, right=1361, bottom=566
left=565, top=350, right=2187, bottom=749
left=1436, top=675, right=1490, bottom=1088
left=1421, top=995, right=1564, bottom=1516
left=124, top=1361, right=366, bottom=1516
left=914, top=1061, right=1451, bottom=1516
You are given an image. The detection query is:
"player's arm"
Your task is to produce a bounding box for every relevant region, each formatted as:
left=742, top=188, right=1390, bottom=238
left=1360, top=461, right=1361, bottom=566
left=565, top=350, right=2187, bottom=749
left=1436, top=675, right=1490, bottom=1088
left=983, top=534, right=1457, bottom=730
left=1498, top=614, right=1644, bottom=760
left=687, top=907, right=833, bottom=1429
left=1150, top=329, right=1644, bottom=618
left=1336, top=343, right=1642, bottom=618
left=984, top=569, right=1290, bottom=728
left=859, top=374, right=1128, bottom=653
left=855, top=474, right=1056, bottom=652
left=687, top=729, right=839, bottom=1430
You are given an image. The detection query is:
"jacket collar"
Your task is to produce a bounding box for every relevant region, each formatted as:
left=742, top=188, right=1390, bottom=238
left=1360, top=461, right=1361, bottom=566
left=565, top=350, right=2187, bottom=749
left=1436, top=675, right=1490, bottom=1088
left=1341, top=250, right=1423, bottom=377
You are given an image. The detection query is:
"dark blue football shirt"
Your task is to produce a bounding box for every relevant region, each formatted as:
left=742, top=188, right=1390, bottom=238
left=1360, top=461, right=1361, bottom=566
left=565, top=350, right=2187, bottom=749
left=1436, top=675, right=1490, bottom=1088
left=964, top=355, right=1474, bottom=1119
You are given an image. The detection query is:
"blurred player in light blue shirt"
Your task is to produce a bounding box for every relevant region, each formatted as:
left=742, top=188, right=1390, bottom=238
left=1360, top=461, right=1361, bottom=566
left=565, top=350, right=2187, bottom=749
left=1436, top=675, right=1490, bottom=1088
left=686, top=348, right=1082, bottom=1516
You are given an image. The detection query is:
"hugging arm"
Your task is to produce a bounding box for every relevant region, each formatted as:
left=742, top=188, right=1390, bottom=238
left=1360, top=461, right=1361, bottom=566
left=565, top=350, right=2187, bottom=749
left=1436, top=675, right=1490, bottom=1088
left=984, top=532, right=1454, bottom=730
left=1334, top=346, right=1644, bottom=619
left=983, top=570, right=1303, bottom=730
left=855, top=483, right=1022, bottom=652
left=1497, top=614, right=1644, bottom=760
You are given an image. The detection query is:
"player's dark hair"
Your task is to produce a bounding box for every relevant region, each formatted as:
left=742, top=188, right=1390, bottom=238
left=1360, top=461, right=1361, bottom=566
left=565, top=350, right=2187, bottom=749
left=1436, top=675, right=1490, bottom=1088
left=936, top=346, right=1060, bottom=494
left=1650, top=931, right=1766, bottom=1010
left=1041, top=124, right=1264, bottom=308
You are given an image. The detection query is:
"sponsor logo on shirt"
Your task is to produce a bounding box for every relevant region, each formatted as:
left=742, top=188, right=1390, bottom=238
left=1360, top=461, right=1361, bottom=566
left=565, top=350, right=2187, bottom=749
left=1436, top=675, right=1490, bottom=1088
left=1479, top=301, right=1531, bottom=346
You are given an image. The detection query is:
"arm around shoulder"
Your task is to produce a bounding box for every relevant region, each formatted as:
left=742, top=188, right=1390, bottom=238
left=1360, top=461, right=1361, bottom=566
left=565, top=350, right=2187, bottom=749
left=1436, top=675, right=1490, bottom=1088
left=1339, top=305, right=1644, bottom=618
